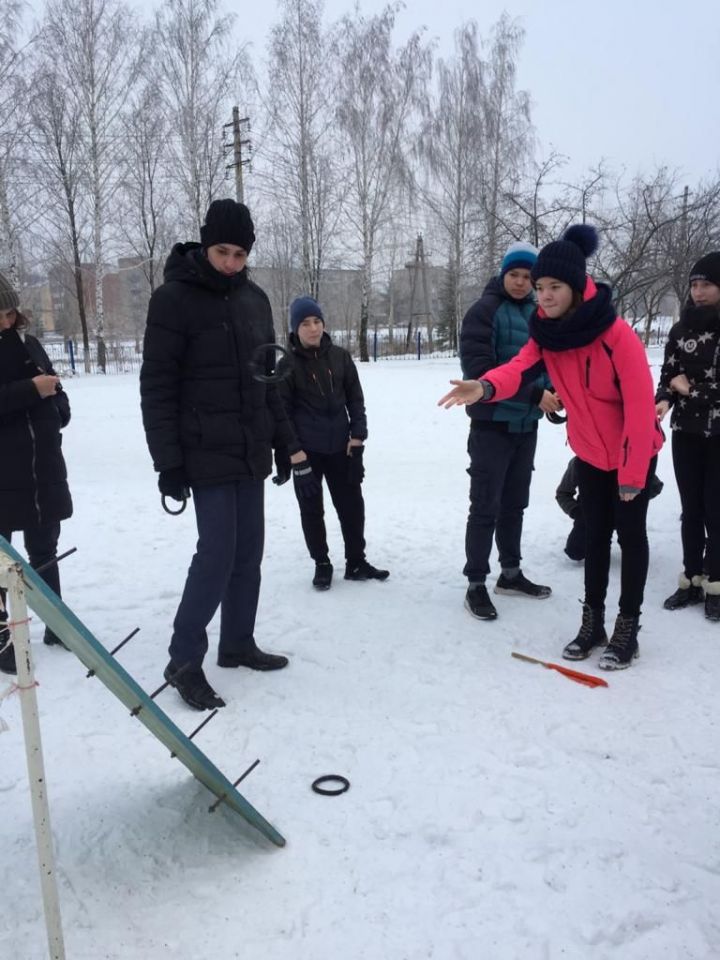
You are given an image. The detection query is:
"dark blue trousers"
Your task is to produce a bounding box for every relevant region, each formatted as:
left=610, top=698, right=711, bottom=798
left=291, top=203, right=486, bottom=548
left=464, top=426, right=537, bottom=583
left=170, top=480, right=264, bottom=670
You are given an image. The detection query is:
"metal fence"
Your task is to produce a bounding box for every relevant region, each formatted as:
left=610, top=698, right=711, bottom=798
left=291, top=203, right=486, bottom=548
left=41, top=339, right=142, bottom=376
left=40, top=332, right=454, bottom=376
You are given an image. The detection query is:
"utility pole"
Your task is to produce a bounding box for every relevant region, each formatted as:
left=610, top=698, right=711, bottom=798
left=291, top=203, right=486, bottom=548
left=224, top=107, right=251, bottom=203
left=405, top=234, right=435, bottom=350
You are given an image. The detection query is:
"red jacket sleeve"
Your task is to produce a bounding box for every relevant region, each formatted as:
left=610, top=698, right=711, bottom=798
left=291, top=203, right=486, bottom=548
left=481, top=338, right=545, bottom=399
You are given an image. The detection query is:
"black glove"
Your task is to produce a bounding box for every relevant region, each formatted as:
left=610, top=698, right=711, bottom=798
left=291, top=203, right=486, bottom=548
left=272, top=448, right=292, bottom=486
left=347, top=445, right=365, bottom=485
left=158, top=467, right=190, bottom=502
left=292, top=459, right=321, bottom=499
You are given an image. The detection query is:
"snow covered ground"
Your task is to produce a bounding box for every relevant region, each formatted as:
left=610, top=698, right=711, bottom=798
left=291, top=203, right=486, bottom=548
left=1, top=354, right=719, bottom=960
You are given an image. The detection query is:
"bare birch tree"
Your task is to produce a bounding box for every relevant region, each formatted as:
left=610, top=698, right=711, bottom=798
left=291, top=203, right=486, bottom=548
left=154, top=0, right=245, bottom=236
left=335, top=4, right=431, bottom=361
left=478, top=14, right=533, bottom=278
left=41, top=0, right=141, bottom=371
left=29, top=65, right=94, bottom=366
left=416, top=21, right=484, bottom=351
left=260, top=0, right=342, bottom=299
left=0, top=0, right=32, bottom=287
left=119, top=80, right=176, bottom=295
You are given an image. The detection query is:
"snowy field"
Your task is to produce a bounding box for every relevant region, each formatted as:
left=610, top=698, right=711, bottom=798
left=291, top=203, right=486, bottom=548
left=1, top=353, right=719, bottom=960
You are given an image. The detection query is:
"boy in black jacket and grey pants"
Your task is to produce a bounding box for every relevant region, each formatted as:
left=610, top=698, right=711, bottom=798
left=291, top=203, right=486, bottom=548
left=277, top=296, right=388, bottom=589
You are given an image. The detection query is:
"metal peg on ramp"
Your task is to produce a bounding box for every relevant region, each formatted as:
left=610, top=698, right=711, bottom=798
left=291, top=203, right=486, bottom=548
left=87, top=627, right=140, bottom=678
left=209, top=759, right=260, bottom=813
left=170, top=709, right=220, bottom=758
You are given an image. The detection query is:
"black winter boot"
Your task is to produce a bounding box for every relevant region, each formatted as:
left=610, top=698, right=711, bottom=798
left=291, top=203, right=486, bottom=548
left=598, top=613, right=640, bottom=671
left=164, top=661, right=226, bottom=710
left=464, top=584, right=498, bottom=620
left=562, top=602, right=607, bottom=660
left=312, top=560, right=333, bottom=590
left=704, top=580, right=720, bottom=622
left=663, top=573, right=704, bottom=610
left=344, top=560, right=389, bottom=581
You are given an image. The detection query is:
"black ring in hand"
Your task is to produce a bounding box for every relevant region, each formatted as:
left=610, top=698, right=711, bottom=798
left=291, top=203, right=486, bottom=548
left=249, top=343, right=293, bottom=384
left=161, top=494, right=187, bottom=515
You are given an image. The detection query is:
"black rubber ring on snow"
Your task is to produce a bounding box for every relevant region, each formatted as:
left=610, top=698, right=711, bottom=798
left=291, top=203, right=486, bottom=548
left=311, top=775, right=350, bottom=796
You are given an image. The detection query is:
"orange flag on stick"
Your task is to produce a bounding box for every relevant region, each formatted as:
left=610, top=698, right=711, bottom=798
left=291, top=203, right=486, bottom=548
left=511, top=652, right=608, bottom=688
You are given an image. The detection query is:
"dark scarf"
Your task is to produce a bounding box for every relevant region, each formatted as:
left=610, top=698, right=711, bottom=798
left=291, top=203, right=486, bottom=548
left=529, top=282, right=616, bottom=352
left=678, top=302, right=720, bottom=333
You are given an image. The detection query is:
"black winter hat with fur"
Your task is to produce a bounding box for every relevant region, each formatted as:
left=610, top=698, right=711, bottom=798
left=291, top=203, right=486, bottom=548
left=689, top=251, right=720, bottom=288
left=531, top=224, right=599, bottom=294
left=200, top=199, right=255, bottom=253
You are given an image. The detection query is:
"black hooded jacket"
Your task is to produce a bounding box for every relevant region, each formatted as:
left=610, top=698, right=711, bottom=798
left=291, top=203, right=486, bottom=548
left=655, top=303, right=720, bottom=437
left=140, top=243, right=299, bottom=486
left=0, top=327, right=72, bottom=530
left=280, top=331, right=367, bottom=454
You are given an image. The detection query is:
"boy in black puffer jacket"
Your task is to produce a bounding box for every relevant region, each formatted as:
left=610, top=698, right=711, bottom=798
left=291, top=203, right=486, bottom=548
left=141, top=200, right=303, bottom=710
left=277, top=296, right=388, bottom=590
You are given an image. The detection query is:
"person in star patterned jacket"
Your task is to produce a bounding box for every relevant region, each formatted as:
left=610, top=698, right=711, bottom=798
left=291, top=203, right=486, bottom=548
left=439, top=225, right=664, bottom=671
left=656, top=251, right=720, bottom=620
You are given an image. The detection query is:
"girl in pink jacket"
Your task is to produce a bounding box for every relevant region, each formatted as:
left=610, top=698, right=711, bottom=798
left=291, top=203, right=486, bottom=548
left=440, top=225, right=663, bottom=670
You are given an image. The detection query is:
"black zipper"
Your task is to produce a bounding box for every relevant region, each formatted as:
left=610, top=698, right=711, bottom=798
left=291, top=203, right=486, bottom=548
left=26, top=412, right=42, bottom=524
left=585, top=357, right=591, bottom=389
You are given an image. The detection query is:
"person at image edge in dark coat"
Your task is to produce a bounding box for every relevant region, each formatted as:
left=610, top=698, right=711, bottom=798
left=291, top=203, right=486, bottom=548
left=0, top=272, right=72, bottom=674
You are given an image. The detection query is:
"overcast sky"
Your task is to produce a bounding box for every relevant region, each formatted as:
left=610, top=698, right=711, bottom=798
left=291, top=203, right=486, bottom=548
left=224, top=0, right=719, bottom=185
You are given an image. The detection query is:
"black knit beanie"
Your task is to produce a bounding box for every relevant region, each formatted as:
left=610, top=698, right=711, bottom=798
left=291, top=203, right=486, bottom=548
left=200, top=199, right=255, bottom=253
left=0, top=272, right=20, bottom=312
left=531, top=224, right=599, bottom=294
left=689, top=252, right=720, bottom=288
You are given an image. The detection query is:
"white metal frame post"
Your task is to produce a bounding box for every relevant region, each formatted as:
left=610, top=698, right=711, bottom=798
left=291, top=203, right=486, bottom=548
left=0, top=552, right=66, bottom=960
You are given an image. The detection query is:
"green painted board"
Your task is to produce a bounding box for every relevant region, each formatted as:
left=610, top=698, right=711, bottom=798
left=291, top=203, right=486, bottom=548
left=0, top=535, right=285, bottom=847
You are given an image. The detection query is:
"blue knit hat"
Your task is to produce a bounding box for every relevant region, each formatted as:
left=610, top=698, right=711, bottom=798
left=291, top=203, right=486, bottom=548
left=501, top=241, right=538, bottom=277
left=531, top=224, right=599, bottom=293
left=289, top=296, right=324, bottom=335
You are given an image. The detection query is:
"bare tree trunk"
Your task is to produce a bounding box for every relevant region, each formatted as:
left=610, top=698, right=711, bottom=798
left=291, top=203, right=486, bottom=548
left=0, top=173, right=20, bottom=289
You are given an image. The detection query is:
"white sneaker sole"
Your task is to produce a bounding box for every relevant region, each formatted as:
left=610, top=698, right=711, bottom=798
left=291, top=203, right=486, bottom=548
left=464, top=597, right=497, bottom=621
left=598, top=649, right=640, bottom=671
